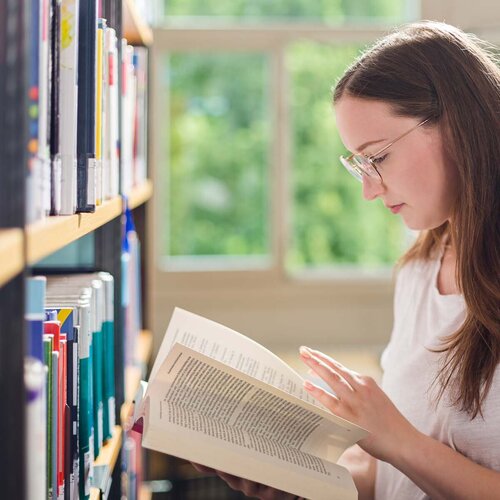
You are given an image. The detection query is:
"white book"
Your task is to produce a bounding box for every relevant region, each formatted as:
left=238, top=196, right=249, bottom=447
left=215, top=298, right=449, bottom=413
left=131, top=308, right=368, bottom=500
left=121, top=41, right=135, bottom=195
left=39, top=0, right=51, bottom=218
left=59, top=0, right=79, bottom=214
left=105, top=28, right=119, bottom=198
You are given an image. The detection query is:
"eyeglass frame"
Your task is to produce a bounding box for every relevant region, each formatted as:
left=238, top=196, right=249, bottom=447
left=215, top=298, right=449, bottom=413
left=339, top=117, right=431, bottom=183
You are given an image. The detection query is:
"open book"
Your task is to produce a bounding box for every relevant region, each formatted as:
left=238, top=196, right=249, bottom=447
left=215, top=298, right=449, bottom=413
left=131, top=308, right=368, bottom=500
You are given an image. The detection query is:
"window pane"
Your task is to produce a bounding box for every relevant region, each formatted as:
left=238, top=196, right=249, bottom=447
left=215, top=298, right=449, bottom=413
left=288, top=42, right=406, bottom=270
left=163, top=53, right=271, bottom=264
left=159, top=0, right=416, bottom=23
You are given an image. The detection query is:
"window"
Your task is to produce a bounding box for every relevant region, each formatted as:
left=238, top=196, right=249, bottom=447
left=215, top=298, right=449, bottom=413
left=149, top=0, right=420, bottom=349
left=153, top=1, right=418, bottom=275
left=288, top=41, right=406, bottom=271
left=164, top=52, right=272, bottom=268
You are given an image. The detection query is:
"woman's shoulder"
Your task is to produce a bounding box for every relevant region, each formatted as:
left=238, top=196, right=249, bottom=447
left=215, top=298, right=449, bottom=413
left=395, top=255, right=438, bottom=286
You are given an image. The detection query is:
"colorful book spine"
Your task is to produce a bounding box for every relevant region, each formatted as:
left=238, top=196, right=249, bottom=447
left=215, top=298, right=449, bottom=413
left=45, top=319, right=65, bottom=500
left=43, top=336, right=54, bottom=500
left=25, top=278, right=48, bottom=500
left=27, top=0, right=43, bottom=223
left=98, top=272, right=115, bottom=440
left=91, top=279, right=104, bottom=457
left=39, top=0, right=52, bottom=216
left=78, top=300, right=92, bottom=500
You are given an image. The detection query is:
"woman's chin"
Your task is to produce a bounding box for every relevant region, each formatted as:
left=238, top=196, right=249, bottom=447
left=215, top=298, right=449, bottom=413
left=401, top=213, right=449, bottom=231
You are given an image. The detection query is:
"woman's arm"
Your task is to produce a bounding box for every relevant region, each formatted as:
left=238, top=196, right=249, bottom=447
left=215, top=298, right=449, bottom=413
left=338, top=445, right=376, bottom=500
left=394, top=428, right=500, bottom=500
left=300, top=346, right=500, bottom=500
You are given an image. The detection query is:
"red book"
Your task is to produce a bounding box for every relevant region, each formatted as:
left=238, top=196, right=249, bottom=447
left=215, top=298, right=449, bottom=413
left=44, top=321, right=65, bottom=498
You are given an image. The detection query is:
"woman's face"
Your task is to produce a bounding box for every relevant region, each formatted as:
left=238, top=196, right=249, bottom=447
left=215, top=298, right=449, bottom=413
left=335, top=96, right=458, bottom=231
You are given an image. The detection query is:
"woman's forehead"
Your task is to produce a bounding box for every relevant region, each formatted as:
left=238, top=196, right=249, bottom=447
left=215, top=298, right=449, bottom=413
left=335, top=97, right=413, bottom=152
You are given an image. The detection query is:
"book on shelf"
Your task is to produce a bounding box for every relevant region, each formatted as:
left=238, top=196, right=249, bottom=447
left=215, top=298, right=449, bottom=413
left=26, top=0, right=149, bottom=221
left=130, top=308, right=368, bottom=500
left=24, top=271, right=120, bottom=500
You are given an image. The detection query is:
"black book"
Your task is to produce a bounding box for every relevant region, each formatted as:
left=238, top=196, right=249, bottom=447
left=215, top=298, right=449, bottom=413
left=76, top=0, right=97, bottom=212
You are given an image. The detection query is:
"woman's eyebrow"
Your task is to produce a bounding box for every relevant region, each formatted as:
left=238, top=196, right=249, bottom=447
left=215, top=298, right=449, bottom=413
left=355, top=138, right=386, bottom=153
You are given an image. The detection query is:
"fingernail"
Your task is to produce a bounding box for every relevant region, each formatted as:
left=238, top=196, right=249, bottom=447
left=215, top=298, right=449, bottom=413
left=304, top=380, right=315, bottom=391
left=299, top=346, right=312, bottom=358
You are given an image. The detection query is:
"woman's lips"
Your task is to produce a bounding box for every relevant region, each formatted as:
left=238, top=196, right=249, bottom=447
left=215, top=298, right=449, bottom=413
left=389, top=203, right=404, bottom=214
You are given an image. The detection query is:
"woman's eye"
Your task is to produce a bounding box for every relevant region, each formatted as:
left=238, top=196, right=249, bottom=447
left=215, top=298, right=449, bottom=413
left=372, top=154, right=388, bottom=165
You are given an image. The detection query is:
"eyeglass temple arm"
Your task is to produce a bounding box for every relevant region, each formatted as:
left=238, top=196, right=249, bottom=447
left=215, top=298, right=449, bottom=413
left=367, top=117, right=431, bottom=159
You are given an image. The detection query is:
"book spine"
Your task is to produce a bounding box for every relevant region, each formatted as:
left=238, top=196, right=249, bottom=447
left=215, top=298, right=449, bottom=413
left=59, top=0, right=80, bottom=215
left=78, top=303, right=92, bottom=500
left=76, top=0, right=97, bottom=212
left=25, top=358, right=47, bottom=500
left=50, top=0, right=62, bottom=216
left=95, top=18, right=105, bottom=206
left=39, top=0, right=51, bottom=217
left=43, top=337, right=53, bottom=500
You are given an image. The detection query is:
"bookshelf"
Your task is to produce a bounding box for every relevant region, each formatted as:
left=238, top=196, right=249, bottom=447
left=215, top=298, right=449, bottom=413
left=122, top=330, right=154, bottom=423
left=26, top=198, right=122, bottom=265
left=90, top=427, right=123, bottom=500
left=0, top=1, right=153, bottom=499
left=26, top=180, right=153, bottom=265
left=123, top=0, right=154, bottom=46
left=0, top=229, right=24, bottom=287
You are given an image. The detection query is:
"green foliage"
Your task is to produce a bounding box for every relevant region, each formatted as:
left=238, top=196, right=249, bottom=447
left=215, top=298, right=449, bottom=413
left=162, top=0, right=410, bottom=268
left=288, top=41, right=405, bottom=268
left=166, top=53, right=270, bottom=257
left=162, top=0, right=405, bottom=22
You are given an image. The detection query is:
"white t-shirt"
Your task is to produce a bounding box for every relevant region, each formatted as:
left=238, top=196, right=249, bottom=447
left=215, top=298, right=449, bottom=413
left=375, top=253, right=500, bottom=500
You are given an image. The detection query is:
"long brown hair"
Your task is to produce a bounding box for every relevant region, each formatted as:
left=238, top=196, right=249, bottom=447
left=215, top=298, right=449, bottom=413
left=334, top=21, right=500, bottom=418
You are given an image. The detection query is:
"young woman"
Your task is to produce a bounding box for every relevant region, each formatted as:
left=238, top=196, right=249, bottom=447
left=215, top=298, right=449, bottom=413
left=195, top=21, right=500, bottom=499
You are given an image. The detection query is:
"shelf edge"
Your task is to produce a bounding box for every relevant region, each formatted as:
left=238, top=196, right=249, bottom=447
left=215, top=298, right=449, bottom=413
left=123, top=0, right=153, bottom=46
left=0, top=229, right=24, bottom=286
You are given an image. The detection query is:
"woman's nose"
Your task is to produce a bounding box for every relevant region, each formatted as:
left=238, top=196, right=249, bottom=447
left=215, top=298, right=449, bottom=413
left=362, top=174, right=385, bottom=200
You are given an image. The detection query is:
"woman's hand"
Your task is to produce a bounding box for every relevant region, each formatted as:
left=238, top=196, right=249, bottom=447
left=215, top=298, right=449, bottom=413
left=190, top=463, right=302, bottom=499
left=299, top=346, right=418, bottom=464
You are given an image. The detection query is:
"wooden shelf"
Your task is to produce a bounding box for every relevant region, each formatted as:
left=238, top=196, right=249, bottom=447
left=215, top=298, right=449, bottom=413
left=122, top=330, right=153, bottom=424
left=125, top=330, right=153, bottom=403
left=137, top=329, right=154, bottom=366
left=139, top=484, right=152, bottom=500
left=94, top=425, right=123, bottom=471
left=0, top=229, right=24, bottom=286
left=123, top=0, right=153, bottom=46
left=26, top=182, right=153, bottom=265
left=26, top=197, right=122, bottom=265
left=90, top=425, right=123, bottom=499
left=128, top=179, right=153, bottom=210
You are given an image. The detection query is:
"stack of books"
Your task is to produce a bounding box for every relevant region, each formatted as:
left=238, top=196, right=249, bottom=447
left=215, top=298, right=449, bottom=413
left=25, top=273, right=117, bottom=500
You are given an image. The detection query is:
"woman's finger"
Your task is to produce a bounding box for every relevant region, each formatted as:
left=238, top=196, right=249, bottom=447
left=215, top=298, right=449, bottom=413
left=216, top=471, right=247, bottom=490
left=191, top=462, right=216, bottom=474
left=301, top=346, right=359, bottom=387
left=299, top=347, right=354, bottom=399
left=302, top=380, right=352, bottom=419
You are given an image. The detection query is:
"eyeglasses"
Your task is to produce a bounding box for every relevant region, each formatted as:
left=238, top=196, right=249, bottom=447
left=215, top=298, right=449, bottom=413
left=339, top=118, right=430, bottom=183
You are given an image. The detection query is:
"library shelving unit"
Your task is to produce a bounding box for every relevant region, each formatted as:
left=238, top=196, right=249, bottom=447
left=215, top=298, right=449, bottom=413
left=0, top=1, right=153, bottom=499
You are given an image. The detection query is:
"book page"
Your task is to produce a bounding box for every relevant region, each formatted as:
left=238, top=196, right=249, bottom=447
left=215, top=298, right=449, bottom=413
left=150, top=308, right=318, bottom=405
left=147, top=343, right=367, bottom=463
left=143, top=417, right=357, bottom=500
